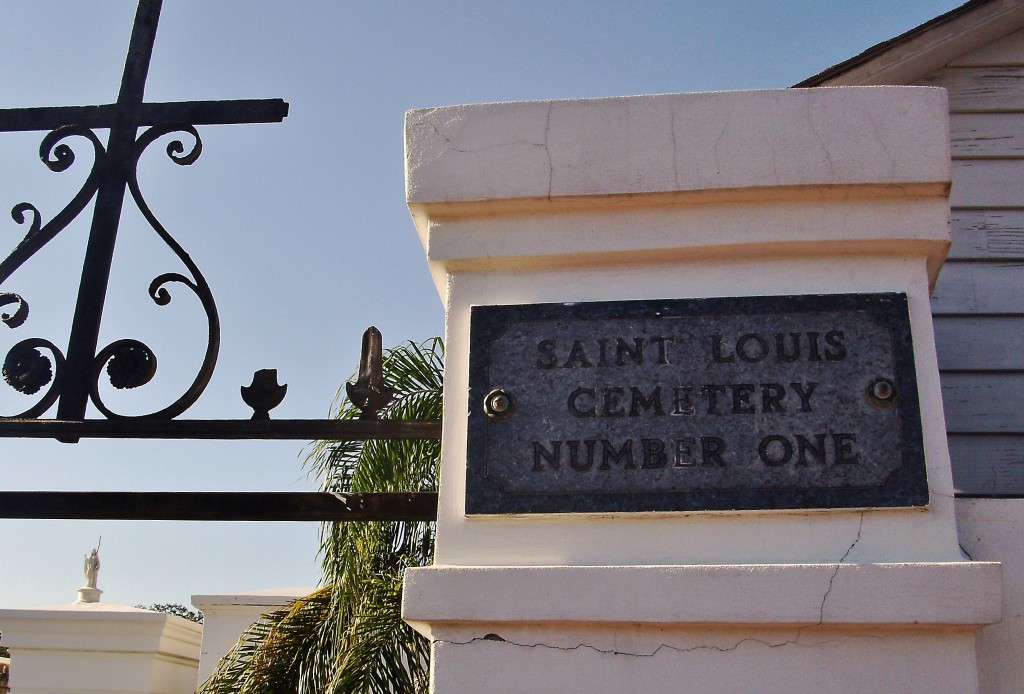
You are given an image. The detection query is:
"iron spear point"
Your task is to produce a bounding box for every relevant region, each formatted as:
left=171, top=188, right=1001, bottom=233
left=346, top=327, right=394, bottom=420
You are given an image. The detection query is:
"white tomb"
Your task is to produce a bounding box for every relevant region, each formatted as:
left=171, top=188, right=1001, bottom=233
left=0, top=550, right=200, bottom=694
left=401, top=87, right=1002, bottom=692
left=0, top=601, right=201, bottom=694
left=191, top=587, right=314, bottom=685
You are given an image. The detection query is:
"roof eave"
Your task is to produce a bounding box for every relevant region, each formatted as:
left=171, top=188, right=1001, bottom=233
left=796, top=0, right=1024, bottom=87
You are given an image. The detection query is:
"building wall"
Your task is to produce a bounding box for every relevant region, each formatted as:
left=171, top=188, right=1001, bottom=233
left=914, top=27, right=1024, bottom=494
left=957, top=498, right=1024, bottom=694
left=902, top=28, right=1024, bottom=693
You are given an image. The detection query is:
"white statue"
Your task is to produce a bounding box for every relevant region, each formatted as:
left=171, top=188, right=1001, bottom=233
left=83, top=540, right=101, bottom=589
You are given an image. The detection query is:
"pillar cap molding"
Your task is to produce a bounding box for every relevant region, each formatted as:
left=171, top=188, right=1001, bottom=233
left=404, top=562, right=1001, bottom=634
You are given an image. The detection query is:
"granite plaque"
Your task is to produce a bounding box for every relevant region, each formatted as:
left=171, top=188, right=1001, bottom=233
left=466, top=293, right=928, bottom=514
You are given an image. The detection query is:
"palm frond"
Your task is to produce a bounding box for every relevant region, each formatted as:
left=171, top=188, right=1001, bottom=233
left=197, top=588, right=337, bottom=693
left=199, top=337, right=443, bottom=694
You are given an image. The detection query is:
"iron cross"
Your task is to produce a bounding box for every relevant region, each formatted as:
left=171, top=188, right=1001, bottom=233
left=0, top=0, right=288, bottom=423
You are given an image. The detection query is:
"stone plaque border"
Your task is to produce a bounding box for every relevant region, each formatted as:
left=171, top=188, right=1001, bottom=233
left=466, top=293, right=928, bottom=515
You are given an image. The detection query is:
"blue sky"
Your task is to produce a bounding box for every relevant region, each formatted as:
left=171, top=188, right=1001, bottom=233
left=1, top=0, right=962, bottom=609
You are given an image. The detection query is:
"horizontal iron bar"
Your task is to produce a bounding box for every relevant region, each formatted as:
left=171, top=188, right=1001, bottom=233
left=0, top=98, right=289, bottom=131
left=2, top=491, right=986, bottom=519
left=0, top=419, right=441, bottom=440
left=0, top=491, right=438, bottom=521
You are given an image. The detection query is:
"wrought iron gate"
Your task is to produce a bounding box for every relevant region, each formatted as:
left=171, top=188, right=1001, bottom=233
left=0, top=0, right=439, bottom=523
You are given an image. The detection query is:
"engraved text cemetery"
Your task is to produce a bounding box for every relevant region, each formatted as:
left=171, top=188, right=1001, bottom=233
left=466, top=295, right=928, bottom=514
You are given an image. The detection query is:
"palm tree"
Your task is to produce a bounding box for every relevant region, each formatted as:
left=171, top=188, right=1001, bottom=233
left=197, top=337, right=443, bottom=694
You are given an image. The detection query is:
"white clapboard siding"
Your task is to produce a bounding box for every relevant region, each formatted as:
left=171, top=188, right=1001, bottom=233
left=941, top=373, right=1024, bottom=433
left=910, top=23, right=1024, bottom=494
left=951, top=159, right=1024, bottom=207
left=950, top=210, right=1024, bottom=258
left=948, top=435, right=1024, bottom=495
left=950, top=113, right=1024, bottom=157
left=916, top=66, right=1024, bottom=111
left=934, top=316, right=1024, bottom=370
left=949, top=28, right=1024, bottom=67
left=931, top=261, right=1024, bottom=314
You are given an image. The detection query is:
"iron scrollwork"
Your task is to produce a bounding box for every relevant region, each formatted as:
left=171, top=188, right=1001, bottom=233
left=0, top=0, right=292, bottom=428
left=90, top=123, right=221, bottom=419
left=0, top=122, right=221, bottom=420
left=0, top=126, right=106, bottom=418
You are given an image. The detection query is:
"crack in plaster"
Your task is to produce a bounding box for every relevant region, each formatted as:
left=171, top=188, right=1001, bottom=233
left=414, top=118, right=548, bottom=156
left=443, top=632, right=804, bottom=658
left=819, top=512, right=865, bottom=624
left=771, top=135, right=780, bottom=185
left=544, top=102, right=553, bottom=199
left=670, top=105, right=680, bottom=189
left=438, top=627, right=891, bottom=660
left=863, top=108, right=895, bottom=181
left=711, top=109, right=730, bottom=178
left=433, top=516, right=900, bottom=664
left=805, top=98, right=835, bottom=182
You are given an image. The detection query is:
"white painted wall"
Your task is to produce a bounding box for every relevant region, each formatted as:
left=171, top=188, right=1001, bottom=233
left=958, top=498, right=1024, bottom=694
left=428, top=624, right=981, bottom=694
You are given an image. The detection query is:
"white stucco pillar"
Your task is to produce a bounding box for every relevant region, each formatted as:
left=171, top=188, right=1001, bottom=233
left=191, top=587, right=313, bottom=685
left=0, top=602, right=201, bottom=694
left=402, top=87, right=1001, bottom=693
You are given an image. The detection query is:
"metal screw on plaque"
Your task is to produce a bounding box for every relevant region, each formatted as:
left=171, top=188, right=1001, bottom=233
left=868, top=378, right=896, bottom=408
left=484, top=389, right=515, bottom=420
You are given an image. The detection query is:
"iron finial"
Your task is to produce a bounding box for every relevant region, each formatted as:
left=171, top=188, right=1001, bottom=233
left=346, top=326, right=393, bottom=419
left=241, top=369, right=287, bottom=420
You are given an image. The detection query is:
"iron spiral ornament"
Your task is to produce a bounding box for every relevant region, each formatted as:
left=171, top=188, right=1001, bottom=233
left=0, top=122, right=220, bottom=420
left=0, top=0, right=289, bottom=427
left=87, top=123, right=220, bottom=419
left=0, top=127, right=105, bottom=418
